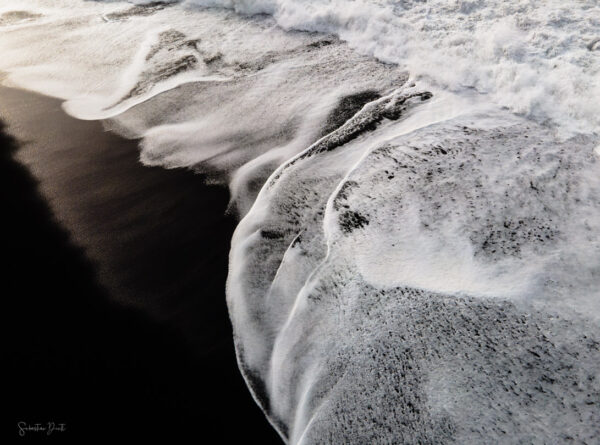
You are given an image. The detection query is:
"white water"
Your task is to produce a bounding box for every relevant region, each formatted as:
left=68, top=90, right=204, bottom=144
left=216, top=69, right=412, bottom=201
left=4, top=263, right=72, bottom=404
left=1, top=1, right=599, bottom=443
left=188, top=0, right=600, bottom=136
left=2, top=1, right=599, bottom=133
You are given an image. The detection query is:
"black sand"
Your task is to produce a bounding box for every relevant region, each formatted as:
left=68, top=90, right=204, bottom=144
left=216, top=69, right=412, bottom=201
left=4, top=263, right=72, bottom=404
left=2, top=86, right=280, bottom=442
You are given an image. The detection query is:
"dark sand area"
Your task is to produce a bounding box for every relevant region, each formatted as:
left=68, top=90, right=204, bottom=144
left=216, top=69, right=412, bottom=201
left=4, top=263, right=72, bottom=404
left=2, top=86, right=280, bottom=442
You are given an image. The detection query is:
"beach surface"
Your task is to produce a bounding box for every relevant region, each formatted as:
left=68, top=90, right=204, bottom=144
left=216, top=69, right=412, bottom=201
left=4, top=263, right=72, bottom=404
left=1, top=85, right=281, bottom=442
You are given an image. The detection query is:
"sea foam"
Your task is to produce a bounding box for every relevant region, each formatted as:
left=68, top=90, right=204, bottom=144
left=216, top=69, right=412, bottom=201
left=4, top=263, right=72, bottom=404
left=228, top=92, right=600, bottom=442
left=186, top=0, right=600, bottom=136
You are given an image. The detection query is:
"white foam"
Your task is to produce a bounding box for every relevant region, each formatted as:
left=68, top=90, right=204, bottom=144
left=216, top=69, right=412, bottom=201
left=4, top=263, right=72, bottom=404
left=2, top=0, right=599, bottom=140
left=228, top=100, right=600, bottom=442
left=186, top=0, right=600, bottom=136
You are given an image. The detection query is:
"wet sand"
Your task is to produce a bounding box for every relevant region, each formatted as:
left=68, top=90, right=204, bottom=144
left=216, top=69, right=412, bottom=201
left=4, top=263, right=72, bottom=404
left=1, top=86, right=280, bottom=442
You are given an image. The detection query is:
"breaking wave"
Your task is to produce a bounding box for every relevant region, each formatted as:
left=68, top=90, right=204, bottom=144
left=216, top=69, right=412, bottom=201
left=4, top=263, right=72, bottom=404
left=186, top=0, right=600, bottom=135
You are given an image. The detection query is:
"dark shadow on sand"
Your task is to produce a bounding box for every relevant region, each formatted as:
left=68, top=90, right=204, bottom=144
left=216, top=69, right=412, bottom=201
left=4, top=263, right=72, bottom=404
left=1, top=112, right=279, bottom=442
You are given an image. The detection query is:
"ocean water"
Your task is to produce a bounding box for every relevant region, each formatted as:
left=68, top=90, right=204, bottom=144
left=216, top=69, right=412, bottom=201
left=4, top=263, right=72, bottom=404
left=1, top=1, right=599, bottom=443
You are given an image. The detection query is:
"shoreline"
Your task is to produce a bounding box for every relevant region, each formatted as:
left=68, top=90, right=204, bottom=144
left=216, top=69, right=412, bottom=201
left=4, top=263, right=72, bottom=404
left=1, top=85, right=236, bottom=349
left=1, top=85, right=280, bottom=442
